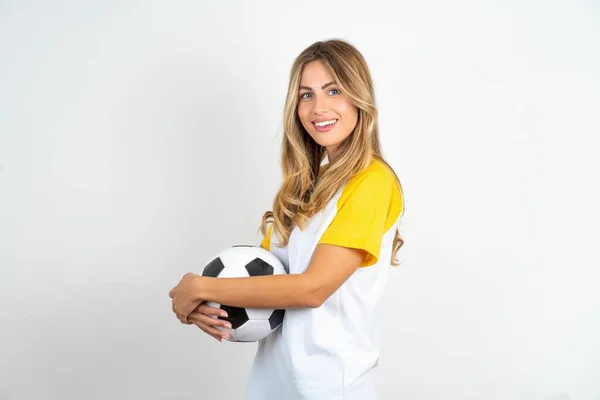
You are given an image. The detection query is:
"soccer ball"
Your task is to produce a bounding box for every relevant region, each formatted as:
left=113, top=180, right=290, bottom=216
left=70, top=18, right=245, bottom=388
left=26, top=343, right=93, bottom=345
left=201, top=245, right=287, bottom=342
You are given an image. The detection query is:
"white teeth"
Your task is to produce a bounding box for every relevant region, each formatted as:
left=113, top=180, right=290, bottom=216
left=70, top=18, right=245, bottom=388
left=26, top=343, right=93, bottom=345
left=314, top=119, right=337, bottom=127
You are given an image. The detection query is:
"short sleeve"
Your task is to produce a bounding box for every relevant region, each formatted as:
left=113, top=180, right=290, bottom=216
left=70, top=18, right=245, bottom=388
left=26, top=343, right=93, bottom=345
left=260, top=223, right=274, bottom=251
left=318, top=172, right=393, bottom=267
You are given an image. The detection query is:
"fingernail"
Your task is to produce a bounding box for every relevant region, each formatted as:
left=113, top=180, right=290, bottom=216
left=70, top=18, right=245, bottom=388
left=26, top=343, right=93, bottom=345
left=223, top=334, right=230, bottom=339
left=224, top=323, right=232, bottom=329
left=220, top=311, right=228, bottom=317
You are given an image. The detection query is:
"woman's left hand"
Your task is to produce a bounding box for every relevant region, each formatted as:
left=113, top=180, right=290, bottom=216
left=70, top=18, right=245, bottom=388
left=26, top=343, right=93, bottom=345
left=169, top=272, right=204, bottom=324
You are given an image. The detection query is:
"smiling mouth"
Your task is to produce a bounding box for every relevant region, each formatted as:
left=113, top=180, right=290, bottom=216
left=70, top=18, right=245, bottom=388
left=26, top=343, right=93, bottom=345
left=313, top=118, right=337, bottom=126
left=312, top=119, right=338, bottom=132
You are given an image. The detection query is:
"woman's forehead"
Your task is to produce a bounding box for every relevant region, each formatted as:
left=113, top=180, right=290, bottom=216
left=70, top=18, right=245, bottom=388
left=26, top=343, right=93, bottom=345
left=300, top=61, right=334, bottom=87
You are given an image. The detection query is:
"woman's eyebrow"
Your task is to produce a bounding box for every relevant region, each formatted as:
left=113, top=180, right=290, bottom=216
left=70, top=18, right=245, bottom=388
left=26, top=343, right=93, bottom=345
left=299, top=81, right=337, bottom=91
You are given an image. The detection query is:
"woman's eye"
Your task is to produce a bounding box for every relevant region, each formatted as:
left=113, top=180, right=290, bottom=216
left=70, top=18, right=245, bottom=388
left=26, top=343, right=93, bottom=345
left=300, top=89, right=339, bottom=100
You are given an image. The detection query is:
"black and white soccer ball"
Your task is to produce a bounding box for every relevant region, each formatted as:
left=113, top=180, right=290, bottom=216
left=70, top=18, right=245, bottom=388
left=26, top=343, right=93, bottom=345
left=201, top=245, right=287, bottom=342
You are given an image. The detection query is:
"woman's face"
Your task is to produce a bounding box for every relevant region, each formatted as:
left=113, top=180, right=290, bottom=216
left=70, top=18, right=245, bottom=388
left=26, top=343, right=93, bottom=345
left=297, top=60, right=358, bottom=164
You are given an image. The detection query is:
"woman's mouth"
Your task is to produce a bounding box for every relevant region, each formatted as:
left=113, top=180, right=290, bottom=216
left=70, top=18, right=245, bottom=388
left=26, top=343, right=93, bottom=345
left=313, top=119, right=338, bottom=132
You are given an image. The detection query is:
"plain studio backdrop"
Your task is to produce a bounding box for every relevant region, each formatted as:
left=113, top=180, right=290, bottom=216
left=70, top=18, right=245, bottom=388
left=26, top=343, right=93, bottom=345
left=1, top=1, right=599, bottom=399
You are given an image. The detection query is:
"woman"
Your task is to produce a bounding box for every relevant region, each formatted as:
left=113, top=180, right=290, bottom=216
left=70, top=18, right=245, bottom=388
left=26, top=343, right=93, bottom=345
left=169, top=38, right=405, bottom=400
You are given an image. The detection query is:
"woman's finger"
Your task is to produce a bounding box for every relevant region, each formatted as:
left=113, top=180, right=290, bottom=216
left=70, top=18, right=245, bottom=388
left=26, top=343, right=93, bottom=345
left=192, top=320, right=231, bottom=341
left=189, top=311, right=232, bottom=330
left=200, top=325, right=222, bottom=342
left=195, top=303, right=228, bottom=318
left=172, top=300, right=192, bottom=324
left=193, top=320, right=221, bottom=341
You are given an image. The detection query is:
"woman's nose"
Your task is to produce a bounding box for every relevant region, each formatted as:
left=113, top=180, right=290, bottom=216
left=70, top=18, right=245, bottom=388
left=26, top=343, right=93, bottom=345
left=313, top=94, right=330, bottom=114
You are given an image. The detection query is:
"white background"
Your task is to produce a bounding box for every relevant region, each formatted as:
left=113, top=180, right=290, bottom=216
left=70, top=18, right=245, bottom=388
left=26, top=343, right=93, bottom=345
left=1, top=1, right=599, bottom=399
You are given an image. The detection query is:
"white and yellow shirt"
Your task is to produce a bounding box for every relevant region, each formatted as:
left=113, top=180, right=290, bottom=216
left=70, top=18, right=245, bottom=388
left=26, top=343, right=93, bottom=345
left=245, top=158, right=404, bottom=400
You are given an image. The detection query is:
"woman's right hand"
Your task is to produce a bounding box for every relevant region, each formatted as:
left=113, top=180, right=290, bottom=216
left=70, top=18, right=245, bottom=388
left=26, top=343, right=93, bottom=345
left=187, top=303, right=232, bottom=342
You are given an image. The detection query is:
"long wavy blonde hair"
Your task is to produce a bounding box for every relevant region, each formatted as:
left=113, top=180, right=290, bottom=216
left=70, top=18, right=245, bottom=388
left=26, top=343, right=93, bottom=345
left=259, top=39, right=405, bottom=266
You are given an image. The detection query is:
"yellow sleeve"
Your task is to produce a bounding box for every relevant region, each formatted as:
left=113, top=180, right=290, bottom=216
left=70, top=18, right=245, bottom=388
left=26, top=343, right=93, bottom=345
left=260, top=223, right=274, bottom=251
left=318, top=172, right=395, bottom=267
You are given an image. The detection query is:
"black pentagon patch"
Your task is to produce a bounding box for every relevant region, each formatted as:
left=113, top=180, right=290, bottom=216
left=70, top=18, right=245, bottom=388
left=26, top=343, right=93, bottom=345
left=218, top=304, right=249, bottom=330
left=202, top=257, right=225, bottom=277
left=269, top=309, right=285, bottom=330
left=245, top=257, right=274, bottom=276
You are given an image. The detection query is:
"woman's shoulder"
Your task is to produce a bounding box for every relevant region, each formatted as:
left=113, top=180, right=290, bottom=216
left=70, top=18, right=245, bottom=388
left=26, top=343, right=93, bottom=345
left=350, top=157, right=399, bottom=187
left=344, top=158, right=403, bottom=213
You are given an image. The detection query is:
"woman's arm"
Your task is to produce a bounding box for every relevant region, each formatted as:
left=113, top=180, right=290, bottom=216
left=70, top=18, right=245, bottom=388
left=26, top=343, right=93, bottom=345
left=198, top=273, right=316, bottom=309
left=169, top=244, right=366, bottom=322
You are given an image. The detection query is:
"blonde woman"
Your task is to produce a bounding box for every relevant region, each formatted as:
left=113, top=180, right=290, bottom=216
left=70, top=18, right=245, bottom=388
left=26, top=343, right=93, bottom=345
left=170, top=39, right=405, bottom=400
